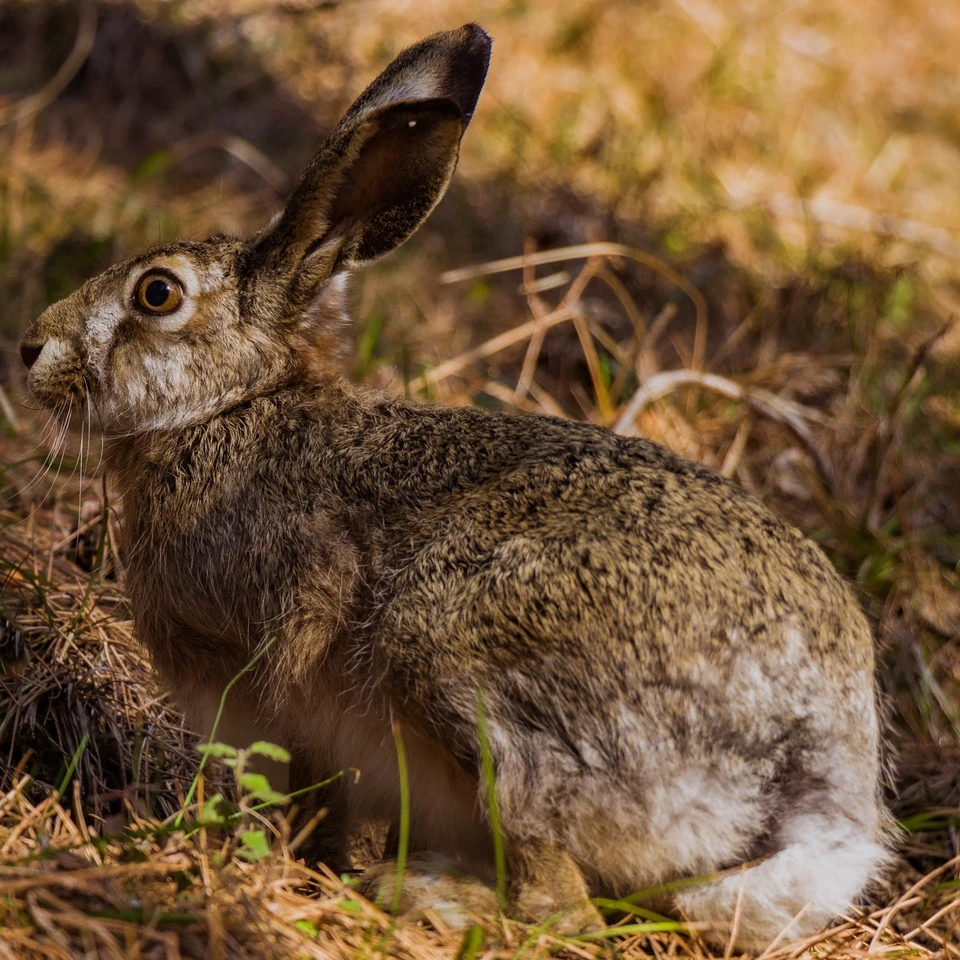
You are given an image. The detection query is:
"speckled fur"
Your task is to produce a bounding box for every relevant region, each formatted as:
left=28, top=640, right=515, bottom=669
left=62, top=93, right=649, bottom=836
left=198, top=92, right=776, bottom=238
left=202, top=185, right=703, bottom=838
left=21, top=25, right=890, bottom=948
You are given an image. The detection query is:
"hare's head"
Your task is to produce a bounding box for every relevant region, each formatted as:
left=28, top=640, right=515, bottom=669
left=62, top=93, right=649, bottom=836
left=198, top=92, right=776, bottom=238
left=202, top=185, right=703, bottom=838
left=20, top=25, right=491, bottom=434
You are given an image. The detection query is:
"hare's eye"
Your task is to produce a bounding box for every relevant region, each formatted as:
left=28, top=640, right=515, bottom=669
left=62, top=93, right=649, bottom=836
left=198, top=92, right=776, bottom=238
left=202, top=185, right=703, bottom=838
left=135, top=272, right=183, bottom=315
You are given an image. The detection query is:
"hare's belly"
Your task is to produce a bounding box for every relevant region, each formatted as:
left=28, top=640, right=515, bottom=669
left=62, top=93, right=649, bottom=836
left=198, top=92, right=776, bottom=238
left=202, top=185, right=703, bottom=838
left=292, top=693, right=491, bottom=866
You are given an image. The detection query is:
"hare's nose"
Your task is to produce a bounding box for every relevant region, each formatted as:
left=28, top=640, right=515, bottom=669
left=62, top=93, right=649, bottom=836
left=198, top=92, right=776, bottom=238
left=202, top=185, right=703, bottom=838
left=19, top=342, right=43, bottom=370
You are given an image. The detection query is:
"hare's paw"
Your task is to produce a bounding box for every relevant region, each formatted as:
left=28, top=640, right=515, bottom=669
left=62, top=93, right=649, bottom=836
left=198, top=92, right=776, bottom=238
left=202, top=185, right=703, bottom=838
left=358, top=854, right=499, bottom=930
left=509, top=838, right=604, bottom=935
left=357, top=845, right=603, bottom=935
left=515, top=892, right=604, bottom=937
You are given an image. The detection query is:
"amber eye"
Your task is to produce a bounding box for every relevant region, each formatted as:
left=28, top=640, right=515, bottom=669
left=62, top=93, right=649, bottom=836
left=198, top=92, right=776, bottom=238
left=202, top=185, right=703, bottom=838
left=134, top=272, right=183, bottom=314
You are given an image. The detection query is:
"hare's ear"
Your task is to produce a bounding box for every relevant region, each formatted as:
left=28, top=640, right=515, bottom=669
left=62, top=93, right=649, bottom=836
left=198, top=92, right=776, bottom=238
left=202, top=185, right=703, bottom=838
left=248, top=24, right=491, bottom=308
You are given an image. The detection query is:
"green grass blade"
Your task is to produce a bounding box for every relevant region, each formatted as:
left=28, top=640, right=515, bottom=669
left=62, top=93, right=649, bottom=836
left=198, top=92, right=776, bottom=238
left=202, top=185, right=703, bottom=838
left=591, top=897, right=675, bottom=922
left=571, top=920, right=691, bottom=941
left=391, top=720, right=410, bottom=917
left=622, top=871, right=718, bottom=903
left=476, top=690, right=507, bottom=912
left=453, top=923, right=486, bottom=960
left=56, top=733, right=89, bottom=797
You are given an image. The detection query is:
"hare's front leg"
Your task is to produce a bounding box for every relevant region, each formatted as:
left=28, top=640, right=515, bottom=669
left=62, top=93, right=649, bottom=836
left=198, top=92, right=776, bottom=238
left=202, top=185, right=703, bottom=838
left=358, top=854, right=499, bottom=928
left=288, top=748, right=352, bottom=873
left=185, top=681, right=351, bottom=870
left=185, top=680, right=290, bottom=790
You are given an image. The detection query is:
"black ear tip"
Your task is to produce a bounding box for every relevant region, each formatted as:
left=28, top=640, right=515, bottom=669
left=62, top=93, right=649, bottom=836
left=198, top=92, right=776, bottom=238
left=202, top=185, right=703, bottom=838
left=457, top=23, right=493, bottom=59
left=446, top=23, right=492, bottom=122
left=454, top=23, right=492, bottom=78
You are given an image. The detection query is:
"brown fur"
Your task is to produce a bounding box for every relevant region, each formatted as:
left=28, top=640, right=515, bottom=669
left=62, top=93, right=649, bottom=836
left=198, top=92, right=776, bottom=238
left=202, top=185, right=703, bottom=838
left=20, top=25, right=890, bottom=948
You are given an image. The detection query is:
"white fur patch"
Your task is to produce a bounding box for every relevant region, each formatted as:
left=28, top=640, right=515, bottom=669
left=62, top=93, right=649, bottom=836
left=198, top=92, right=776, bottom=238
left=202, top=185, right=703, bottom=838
left=637, top=764, right=764, bottom=876
left=364, top=75, right=442, bottom=113
left=129, top=386, right=251, bottom=434
left=84, top=302, right=125, bottom=362
left=141, top=347, right=192, bottom=395
left=675, top=814, right=892, bottom=948
left=30, top=337, right=74, bottom=376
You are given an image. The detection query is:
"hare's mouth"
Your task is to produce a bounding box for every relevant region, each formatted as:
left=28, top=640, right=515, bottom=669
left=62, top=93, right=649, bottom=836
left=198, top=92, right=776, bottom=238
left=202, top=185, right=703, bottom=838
left=26, top=355, right=91, bottom=416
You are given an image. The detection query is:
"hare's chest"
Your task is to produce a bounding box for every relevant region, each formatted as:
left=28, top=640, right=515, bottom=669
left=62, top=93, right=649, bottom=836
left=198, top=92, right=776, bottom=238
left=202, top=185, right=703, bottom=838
left=122, top=482, right=367, bottom=677
left=126, top=484, right=298, bottom=608
left=125, top=526, right=277, bottom=638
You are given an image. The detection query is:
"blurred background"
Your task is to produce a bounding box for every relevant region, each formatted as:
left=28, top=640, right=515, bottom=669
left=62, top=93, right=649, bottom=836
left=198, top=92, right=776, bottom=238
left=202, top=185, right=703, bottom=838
left=1, top=0, right=960, bottom=915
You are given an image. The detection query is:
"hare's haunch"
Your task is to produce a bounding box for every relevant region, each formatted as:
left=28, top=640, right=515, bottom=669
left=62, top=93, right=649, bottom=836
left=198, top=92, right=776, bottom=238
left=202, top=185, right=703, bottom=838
left=21, top=24, right=889, bottom=948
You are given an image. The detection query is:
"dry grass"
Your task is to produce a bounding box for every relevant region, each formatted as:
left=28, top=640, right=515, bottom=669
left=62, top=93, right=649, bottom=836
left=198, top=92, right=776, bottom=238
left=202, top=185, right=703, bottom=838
left=1, top=0, right=960, bottom=956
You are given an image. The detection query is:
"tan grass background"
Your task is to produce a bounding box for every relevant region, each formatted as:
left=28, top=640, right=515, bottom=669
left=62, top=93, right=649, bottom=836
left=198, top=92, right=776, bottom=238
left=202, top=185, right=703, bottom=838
left=1, top=0, right=960, bottom=956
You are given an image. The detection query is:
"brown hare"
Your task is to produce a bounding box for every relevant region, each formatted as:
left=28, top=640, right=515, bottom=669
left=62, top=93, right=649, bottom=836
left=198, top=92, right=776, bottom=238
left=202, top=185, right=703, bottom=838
left=20, top=24, right=890, bottom=948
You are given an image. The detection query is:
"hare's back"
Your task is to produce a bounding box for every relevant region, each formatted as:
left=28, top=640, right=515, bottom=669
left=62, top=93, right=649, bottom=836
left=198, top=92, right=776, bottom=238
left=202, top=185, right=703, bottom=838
left=367, top=405, right=872, bottom=681
left=369, top=415, right=876, bottom=791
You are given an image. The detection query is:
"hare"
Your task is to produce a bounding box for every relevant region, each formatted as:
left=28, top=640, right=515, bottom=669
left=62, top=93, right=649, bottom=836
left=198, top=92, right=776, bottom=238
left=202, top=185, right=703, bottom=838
left=20, top=24, right=890, bottom=948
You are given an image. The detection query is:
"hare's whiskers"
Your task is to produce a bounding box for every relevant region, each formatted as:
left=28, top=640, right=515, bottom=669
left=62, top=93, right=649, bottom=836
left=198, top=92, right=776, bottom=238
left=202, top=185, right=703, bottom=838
left=18, top=400, right=70, bottom=500
left=40, top=406, right=73, bottom=508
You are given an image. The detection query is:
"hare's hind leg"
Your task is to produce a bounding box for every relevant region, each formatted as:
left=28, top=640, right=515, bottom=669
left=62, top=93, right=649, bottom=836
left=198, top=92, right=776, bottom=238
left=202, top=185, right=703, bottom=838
left=674, top=810, right=891, bottom=949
